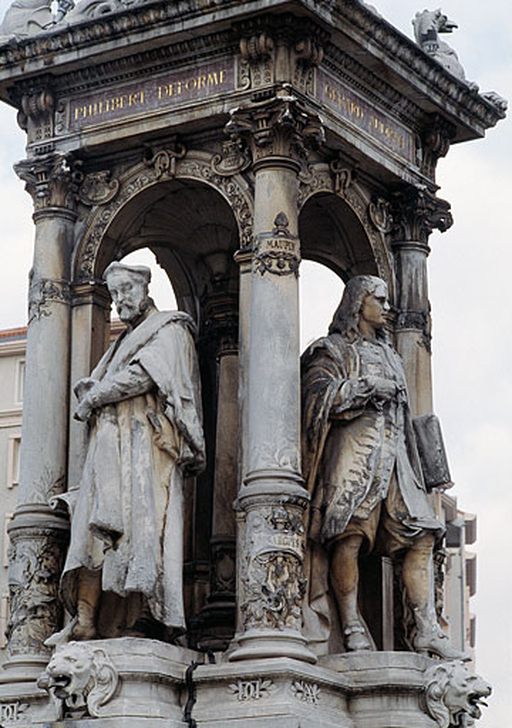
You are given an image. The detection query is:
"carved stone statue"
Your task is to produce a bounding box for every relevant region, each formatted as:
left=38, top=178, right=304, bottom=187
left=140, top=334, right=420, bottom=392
left=301, top=275, right=462, bottom=659
left=56, top=262, right=205, bottom=642
left=37, top=641, right=118, bottom=719
left=423, top=660, right=491, bottom=728
left=412, top=9, right=475, bottom=87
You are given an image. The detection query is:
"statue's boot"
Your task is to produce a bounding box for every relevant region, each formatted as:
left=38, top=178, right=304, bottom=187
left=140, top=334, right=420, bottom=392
left=72, top=568, right=101, bottom=640
left=412, top=606, right=468, bottom=660
left=343, top=620, right=373, bottom=652
left=73, top=600, right=97, bottom=641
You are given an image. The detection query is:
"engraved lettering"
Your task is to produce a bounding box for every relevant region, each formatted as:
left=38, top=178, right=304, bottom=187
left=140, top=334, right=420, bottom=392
left=68, top=62, right=233, bottom=132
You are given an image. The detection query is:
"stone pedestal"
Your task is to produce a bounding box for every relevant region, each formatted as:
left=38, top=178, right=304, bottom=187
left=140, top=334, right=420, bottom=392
left=0, top=643, right=451, bottom=728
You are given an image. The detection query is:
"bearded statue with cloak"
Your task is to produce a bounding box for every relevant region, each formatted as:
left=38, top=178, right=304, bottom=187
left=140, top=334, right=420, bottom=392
left=55, top=262, right=205, bottom=642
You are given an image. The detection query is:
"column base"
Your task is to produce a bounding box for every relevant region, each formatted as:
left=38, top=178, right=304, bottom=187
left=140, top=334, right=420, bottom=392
left=228, top=628, right=317, bottom=664
left=0, top=653, right=50, bottom=685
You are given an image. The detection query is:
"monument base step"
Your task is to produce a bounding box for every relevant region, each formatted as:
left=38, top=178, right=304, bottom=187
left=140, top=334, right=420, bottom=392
left=0, top=639, right=458, bottom=728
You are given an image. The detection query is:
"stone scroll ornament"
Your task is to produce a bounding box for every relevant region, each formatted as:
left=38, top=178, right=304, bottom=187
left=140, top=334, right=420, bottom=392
left=254, top=212, right=300, bottom=278
left=37, top=641, right=119, bottom=719
left=423, top=660, right=491, bottom=728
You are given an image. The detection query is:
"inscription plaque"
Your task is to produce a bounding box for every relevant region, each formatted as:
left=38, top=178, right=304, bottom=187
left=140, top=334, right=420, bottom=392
left=317, top=69, right=416, bottom=164
left=66, top=60, right=235, bottom=132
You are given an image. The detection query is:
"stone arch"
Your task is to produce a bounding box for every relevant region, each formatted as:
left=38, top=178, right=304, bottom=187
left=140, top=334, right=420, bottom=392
left=298, top=162, right=395, bottom=300
left=72, top=149, right=254, bottom=313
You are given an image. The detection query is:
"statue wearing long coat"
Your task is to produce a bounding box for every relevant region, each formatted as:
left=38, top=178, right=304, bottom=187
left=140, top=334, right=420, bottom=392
left=61, top=308, right=205, bottom=635
left=301, top=330, right=441, bottom=645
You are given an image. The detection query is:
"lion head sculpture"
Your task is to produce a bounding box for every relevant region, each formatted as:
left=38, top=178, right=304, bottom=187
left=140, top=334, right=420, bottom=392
left=424, top=660, right=491, bottom=728
left=37, top=641, right=119, bottom=719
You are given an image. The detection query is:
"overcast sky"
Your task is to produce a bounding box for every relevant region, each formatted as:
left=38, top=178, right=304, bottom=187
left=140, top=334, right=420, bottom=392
left=0, top=0, right=510, bottom=724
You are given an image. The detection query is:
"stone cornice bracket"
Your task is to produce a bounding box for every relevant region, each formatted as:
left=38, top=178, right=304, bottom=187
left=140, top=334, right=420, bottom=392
left=419, top=115, right=457, bottom=180
left=14, top=152, right=83, bottom=214
left=236, top=15, right=328, bottom=93
left=226, top=87, right=325, bottom=171
left=12, top=79, right=55, bottom=148
left=390, top=188, right=453, bottom=247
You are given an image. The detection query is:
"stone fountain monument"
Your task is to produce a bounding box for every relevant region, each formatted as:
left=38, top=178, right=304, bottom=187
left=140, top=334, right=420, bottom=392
left=0, top=1, right=505, bottom=726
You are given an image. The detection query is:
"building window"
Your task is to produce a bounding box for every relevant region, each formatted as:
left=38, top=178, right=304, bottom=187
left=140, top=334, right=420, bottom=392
left=2, top=514, right=12, bottom=569
left=15, top=359, right=25, bottom=405
left=7, top=436, right=21, bottom=488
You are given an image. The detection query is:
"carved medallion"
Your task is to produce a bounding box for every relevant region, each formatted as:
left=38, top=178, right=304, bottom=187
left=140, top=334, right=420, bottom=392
left=254, top=212, right=300, bottom=277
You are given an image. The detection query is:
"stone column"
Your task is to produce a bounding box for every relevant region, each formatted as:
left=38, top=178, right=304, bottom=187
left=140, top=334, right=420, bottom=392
left=3, top=153, right=80, bottom=681
left=68, top=281, right=110, bottom=491
left=227, top=90, right=323, bottom=663
left=197, top=275, right=240, bottom=650
left=391, top=189, right=453, bottom=416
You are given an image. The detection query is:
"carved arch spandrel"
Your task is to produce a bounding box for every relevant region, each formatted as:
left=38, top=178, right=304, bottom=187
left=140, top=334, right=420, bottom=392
left=72, top=150, right=254, bottom=284
left=298, top=161, right=395, bottom=300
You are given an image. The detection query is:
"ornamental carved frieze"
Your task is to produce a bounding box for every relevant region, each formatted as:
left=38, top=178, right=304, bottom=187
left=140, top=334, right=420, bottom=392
left=28, top=276, right=71, bottom=324
left=226, top=86, right=324, bottom=166
left=254, top=212, right=300, bottom=278
left=7, top=528, right=66, bottom=658
left=14, top=152, right=82, bottom=212
left=390, top=188, right=453, bottom=245
left=238, top=504, right=307, bottom=632
left=74, top=151, right=254, bottom=281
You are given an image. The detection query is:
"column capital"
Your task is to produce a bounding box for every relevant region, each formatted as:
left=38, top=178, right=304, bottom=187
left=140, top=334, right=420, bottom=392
left=226, top=87, right=324, bottom=171
left=14, top=152, right=83, bottom=214
left=390, top=188, right=453, bottom=247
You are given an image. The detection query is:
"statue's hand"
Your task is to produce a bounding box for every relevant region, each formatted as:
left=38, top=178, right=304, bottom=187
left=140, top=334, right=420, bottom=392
left=366, top=376, right=397, bottom=401
left=74, top=377, right=96, bottom=402
left=74, top=398, right=93, bottom=422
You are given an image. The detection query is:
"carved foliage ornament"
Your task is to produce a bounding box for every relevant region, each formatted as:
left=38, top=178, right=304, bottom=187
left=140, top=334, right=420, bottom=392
left=291, top=680, right=321, bottom=705
left=423, top=660, right=491, bottom=728
left=14, top=153, right=82, bottom=212
left=38, top=642, right=119, bottom=719
left=7, top=530, right=65, bottom=657
left=254, top=212, right=300, bottom=278
left=391, top=188, right=453, bottom=244
left=226, top=87, right=324, bottom=165
left=239, top=505, right=306, bottom=632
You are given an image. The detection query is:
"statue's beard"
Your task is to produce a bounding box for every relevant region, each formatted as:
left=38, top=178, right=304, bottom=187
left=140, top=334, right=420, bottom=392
left=117, top=299, right=146, bottom=323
